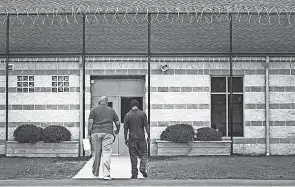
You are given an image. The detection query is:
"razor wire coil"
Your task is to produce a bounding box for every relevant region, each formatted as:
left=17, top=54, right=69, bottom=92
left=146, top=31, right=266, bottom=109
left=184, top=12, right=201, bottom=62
left=1, top=5, right=295, bottom=26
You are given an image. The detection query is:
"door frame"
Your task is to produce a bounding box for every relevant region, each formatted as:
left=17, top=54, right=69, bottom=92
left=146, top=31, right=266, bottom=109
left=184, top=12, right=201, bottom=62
left=107, top=96, right=120, bottom=156
left=91, top=75, right=145, bottom=80
left=89, top=75, right=146, bottom=113
left=89, top=75, right=146, bottom=156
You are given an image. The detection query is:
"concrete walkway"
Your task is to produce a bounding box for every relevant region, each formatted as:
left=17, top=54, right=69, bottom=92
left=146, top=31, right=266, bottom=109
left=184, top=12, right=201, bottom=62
left=73, top=156, right=144, bottom=179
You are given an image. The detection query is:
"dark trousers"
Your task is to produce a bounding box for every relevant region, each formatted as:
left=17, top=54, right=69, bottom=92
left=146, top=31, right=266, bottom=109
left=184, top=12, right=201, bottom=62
left=128, top=141, right=147, bottom=176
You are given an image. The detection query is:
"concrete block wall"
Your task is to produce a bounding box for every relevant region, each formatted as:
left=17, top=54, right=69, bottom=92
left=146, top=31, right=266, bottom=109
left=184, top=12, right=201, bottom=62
left=268, top=58, right=295, bottom=155
left=234, top=58, right=266, bottom=155
left=0, top=59, right=6, bottom=154
left=144, top=57, right=295, bottom=155
left=2, top=58, right=81, bottom=142
left=1, top=56, right=294, bottom=156
left=142, top=57, right=269, bottom=155
left=233, top=57, right=295, bottom=155
left=148, top=58, right=211, bottom=155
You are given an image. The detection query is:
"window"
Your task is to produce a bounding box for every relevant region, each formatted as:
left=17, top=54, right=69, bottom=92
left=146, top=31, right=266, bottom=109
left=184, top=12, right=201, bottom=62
left=211, top=77, right=243, bottom=137
left=17, top=76, right=35, bottom=93
left=52, top=76, right=69, bottom=92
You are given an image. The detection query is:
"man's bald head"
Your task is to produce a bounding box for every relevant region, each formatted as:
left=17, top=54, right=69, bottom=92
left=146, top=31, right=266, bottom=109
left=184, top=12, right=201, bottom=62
left=99, top=96, right=108, bottom=105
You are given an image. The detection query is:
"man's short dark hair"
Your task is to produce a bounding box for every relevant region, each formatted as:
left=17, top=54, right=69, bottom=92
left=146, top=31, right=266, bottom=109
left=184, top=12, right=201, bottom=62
left=130, top=100, right=140, bottom=108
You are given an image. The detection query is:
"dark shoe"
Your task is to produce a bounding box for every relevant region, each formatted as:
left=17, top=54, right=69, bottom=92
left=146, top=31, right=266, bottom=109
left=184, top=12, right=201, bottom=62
left=140, top=170, right=148, bottom=178
left=131, top=175, right=137, bottom=179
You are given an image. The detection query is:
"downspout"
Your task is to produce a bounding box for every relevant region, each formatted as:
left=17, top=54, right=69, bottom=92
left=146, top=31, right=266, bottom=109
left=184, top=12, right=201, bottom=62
left=265, top=56, right=270, bottom=156
left=147, top=13, right=151, bottom=157
left=5, top=15, right=9, bottom=143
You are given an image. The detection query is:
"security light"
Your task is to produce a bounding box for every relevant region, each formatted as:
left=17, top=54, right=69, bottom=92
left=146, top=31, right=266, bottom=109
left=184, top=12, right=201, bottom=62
left=160, top=64, right=170, bottom=72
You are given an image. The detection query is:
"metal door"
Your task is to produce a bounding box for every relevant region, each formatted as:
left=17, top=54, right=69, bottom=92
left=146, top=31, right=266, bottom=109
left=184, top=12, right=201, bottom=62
left=90, top=77, right=145, bottom=156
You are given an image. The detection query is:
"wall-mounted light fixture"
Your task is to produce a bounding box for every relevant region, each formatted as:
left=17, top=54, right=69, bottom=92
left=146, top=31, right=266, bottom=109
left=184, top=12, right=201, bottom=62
left=160, top=64, right=170, bottom=72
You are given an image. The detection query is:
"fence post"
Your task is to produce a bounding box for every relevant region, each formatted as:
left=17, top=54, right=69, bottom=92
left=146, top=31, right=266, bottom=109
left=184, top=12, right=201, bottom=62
left=82, top=14, right=86, bottom=157
left=5, top=15, right=10, bottom=143
left=147, top=13, right=151, bottom=157
left=229, top=13, right=234, bottom=155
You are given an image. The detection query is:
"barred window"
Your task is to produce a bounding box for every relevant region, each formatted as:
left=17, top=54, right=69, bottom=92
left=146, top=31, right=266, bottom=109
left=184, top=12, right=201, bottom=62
left=52, top=76, right=69, bottom=92
left=17, top=76, right=35, bottom=93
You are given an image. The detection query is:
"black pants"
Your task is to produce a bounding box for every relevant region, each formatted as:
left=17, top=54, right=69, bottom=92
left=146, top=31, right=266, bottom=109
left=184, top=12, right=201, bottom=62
left=128, top=141, right=147, bottom=176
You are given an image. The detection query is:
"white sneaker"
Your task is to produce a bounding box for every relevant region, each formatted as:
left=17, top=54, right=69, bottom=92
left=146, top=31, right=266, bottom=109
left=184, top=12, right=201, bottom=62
left=103, top=176, right=112, bottom=180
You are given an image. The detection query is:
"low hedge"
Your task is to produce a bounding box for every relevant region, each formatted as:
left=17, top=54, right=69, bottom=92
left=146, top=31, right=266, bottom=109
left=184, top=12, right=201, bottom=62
left=13, top=124, right=72, bottom=143
left=195, top=127, right=223, bottom=141
left=13, top=124, right=43, bottom=143
left=160, top=124, right=194, bottom=143
left=42, top=125, right=72, bottom=143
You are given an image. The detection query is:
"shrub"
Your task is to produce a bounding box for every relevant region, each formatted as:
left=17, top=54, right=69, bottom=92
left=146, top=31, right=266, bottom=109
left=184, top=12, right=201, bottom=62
left=42, top=125, right=71, bottom=143
left=160, top=124, right=194, bottom=143
left=195, top=127, right=223, bottom=141
left=13, top=124, right=43, bottom=143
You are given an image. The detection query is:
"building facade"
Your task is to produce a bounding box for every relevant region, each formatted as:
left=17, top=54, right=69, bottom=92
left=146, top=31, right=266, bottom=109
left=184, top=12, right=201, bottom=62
left=0, top=56, right=294, bottom=156
left=0, top=1, right=295, bottom=156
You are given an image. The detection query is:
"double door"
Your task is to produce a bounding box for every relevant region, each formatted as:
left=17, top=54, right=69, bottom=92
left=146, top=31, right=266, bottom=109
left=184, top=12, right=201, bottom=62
left=90, top=77, right=145, bottom=156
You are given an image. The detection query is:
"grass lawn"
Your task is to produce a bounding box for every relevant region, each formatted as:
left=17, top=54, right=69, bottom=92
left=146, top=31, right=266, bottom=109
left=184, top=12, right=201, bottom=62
left=0, top=156, right=88, bottom=180
left=1, top=155, right=295, bottom=180
left=147, top=155, right=295, bottom=180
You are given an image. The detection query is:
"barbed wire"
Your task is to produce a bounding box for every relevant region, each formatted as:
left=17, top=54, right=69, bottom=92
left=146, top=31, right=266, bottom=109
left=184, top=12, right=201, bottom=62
left=1, top=5, right=295, bottom=26
left=4, top=56, right=295, bottom=64
left=3, top=56, right=294, bottom=72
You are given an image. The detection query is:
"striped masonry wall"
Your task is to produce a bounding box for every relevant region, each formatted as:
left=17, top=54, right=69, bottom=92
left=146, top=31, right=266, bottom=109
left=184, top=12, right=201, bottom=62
left=84, top=57, right=227, bottom=155
left=148, top=58, right=210, bottom=156
left=0, top=56, right=295, bottom=156
left=84, top=56, right=295, bottom=155
left=143, top=57, right=294, bottom=155
left=0, top=58, right=81, bottom=145
left=268, top=58, right=295, bottom=155
left=0, top=60, right=6, bottom=154
left=146, top=57, right=267, bottom=155
left=235, top=58, right=266, bottom=155
left=233, top=57, right=295, bottom=155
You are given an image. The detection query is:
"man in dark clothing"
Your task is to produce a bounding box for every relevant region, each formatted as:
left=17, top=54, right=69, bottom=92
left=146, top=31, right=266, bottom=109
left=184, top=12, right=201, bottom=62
left=88, top=96, right=120, bottom=180
left=124, top=100, right=150, bottom=179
